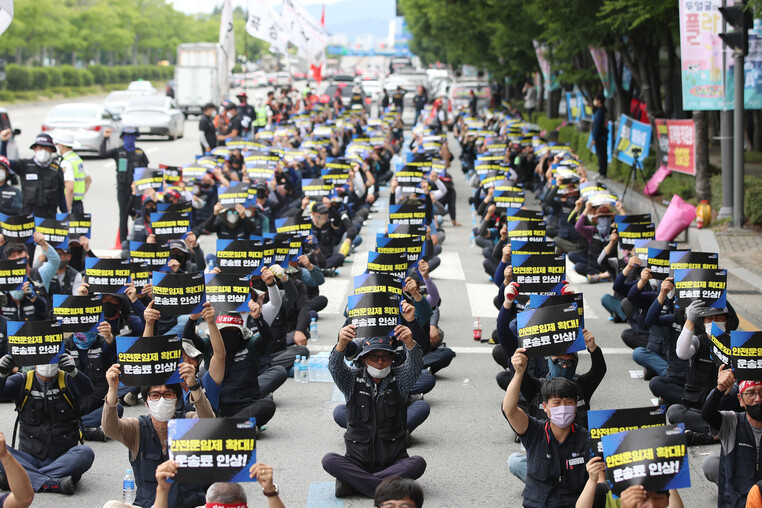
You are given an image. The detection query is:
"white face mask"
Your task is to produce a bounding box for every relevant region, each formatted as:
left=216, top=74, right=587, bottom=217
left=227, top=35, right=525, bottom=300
left=366, top=365, right=391, bottom=379
left=0, top=169, right=6, bottom=182
left=36, top=364, right=59, bottom=377
left=549, top=405, right=576, bottom=428
left=34, top=149, right=52, bottom=165
left=706, top=321, right=725, bottom=336
left=586, top=214, right=595, bottom=222
left=147, top=397, right=177, bottom=422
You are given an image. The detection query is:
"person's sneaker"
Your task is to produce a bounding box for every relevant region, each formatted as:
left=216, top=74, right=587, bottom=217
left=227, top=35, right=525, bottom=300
left=0, top=471, right=9, bottom=490
left=83, top=426, right=107, bottom=442
left=685, top=431, right=717, bottom=447
left=41, top=477, right=75, bottom=495
left=122, top=392, right=139, bottom=406
left=334, top=478, right=357, bottom=498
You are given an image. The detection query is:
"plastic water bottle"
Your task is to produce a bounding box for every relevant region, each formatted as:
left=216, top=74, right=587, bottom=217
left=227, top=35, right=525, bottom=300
left=309, top=318, right=318, bottom=342
left=469, top=230, right=476, bottom=248
left=300, top=357, right=309, bottom=383
left=122, top=469, right=135, bottom=504
left=206, top=259, right=215, bottom=273
left=293, top=356, right=301, bottom=382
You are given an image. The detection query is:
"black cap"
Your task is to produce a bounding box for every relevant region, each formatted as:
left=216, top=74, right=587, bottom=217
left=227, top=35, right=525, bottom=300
left=313, top=203, right=328, bottom=215
left=30, top=133, right=55, bottom=150
left=355, top=336, right=398, bottom=360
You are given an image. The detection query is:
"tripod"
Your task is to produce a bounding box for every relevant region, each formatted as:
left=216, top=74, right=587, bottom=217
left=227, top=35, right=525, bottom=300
left=621, top=147, right=660, bottom=222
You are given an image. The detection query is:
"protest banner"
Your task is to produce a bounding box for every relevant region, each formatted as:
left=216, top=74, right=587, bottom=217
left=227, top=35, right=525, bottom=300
left=618, top=222, right=656, bottom=251
left=395, top=167, right=424, bottom=195
left=389, top=203, right=427, bottom=226
left=149, top=212, right=191, bottom=244
left=57, top=213, right=92, bottom=239
left=500, top=209, right=544, bottom=224
left=376, top=234, right=423, bottom=263
left=217, top=182, right=251, bottom=207
left=216, top=239, right=264, bottom=276
left=85, top=258, right=130, bottom=293
left=270, top=234, right=291, bottom=266
left=709, top=321, right=732, bottom=368
left=133, top=167, right=164, bottom=193
left=169, top=417, right=257, bottom=483
left=366, top=251, right=412, bottom=279
left=152, top=271, right=205, bottom=316
left=588, top=406, right=667, bottom=456
left=346, top=292, right=400, bottom=338
left=613, top=114, right=652, bottom=165
left=130, top=262, right=152, bottom=291
left=730, top=331, right=762, bottom=381
left=274, top=215, right=312, bottom=238
left=130, top=241, right=170, bottom=271
left=321, top=159, right=351, bottom=185
left=0, top=213, right=34, bottom=244
left=615, top=214, right=652, bottom=226
left=631, top=240, right=676, bottom=263
left=386, top=224, right=426, bottom=239
left=116, top=334, right=183, bottom=386
left=204, top=273, right=251, bottom=313
left=511, top=240, right=557, bottom=256
left=507, top=221, right=547, bottom=243
left=260, top=236, right=275, bottom=266
left=302, top=178, right=332, bottom=199
left=160, top=164, right=183, bottom=187
left=602, top=424, right=690, bottom=496
left=511, top=253, right=566, bottom=295
left=7, top=320, right=64, bottom=367
left=158, top=201, right=192, bottom=214
left=34, top=217, right=69, bottom=248
left=655, top=119, right=696, bottom=176
left=678, top=0, right=724, bottom=110
left=182, top=165, right=207, bottom=184
left=353, top=273, right=403, bottom=296
left=0, top=258, right=26, bottom=291
left=494, top=188, right=525, bottom=209
left=53, top=294, right=103, bottom=333
left=673, top=268, right=727, bottom=309
left=668, top=251, right=719, bottom=277
left=647, top=246, right=675, bottom=281
left=517, top=303, right=583, bottom=358
left=529, top=293, right=585, bottom=328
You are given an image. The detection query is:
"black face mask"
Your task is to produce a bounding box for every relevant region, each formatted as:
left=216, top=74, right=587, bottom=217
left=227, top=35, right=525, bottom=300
left=221, top=328, right=244, bottom=356
left=144, top=206, right=157, bottom=217
left=747, top=402, right=762, bottom=421
left=103, top=301, right=121, bottom=318
left=201, top=182, right=213, bottom=190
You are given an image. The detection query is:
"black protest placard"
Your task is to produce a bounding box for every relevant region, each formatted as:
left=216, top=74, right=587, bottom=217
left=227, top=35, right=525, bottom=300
left=7, top=320, right=64, bottom=367
left=507, top=221, right=547, bottom=243
left=149, top=212, right=190, bottom=243
left=133, top=167, right=164, bottom=193
left=169, top=418, right=257, bottom=484
left=494, top=188, right=525, bottom=209
left=182, top=165, right=207, bottom=184
left=34, top=217, right=69, bottom=248
left=130, top=241, right=170, bottom=271
left=516, top=303, right=584, bottom=358
left=529, top=293, right=585, bottom=328
left=158, top=201, right=193, bottom=214
left=274, top=215, right=312, bottom=238
left=615, top=214, right=652, bottom=226
left=57, top=213, right=91, bottom=239
left=376, top=234, right=423, bottom=263
left=709, top=321, right=731, bottom=367
left=511, top=240, right=556, bottom=256
left=647, top=247, right=676, bottom=281
left=0, top=213, right=35, bottom=244
left=259, top=236, right=275, bottom=266
left=501, top=208, right=545, bottom=223
left=302, top=178, right=332, bottom=199
left=389, top=202, right=427, bottom=226
left=367, top=251, right=412, bottom=279
left=116, top=335, right=183, bottom=386
left=618, top=222, right=656, bottom=251
left=588, top=406, right=667, bottom=457
left=131, top=262, right=152, bottom=290
left=216, top=239, right=263, bottom=276
left=159, top=164, right=183, bottom=187
left=217, top=182, right=251, bottom=207
left=632, top=240, right=676, bottom=263
left=270, top=234, right=291, bottom=266
left=85, top=258, right=130, bottom=294
left=353, top=273, right=403, bottom=296
left=673, top=268, right=727, bottom=309
left=730, top=331, right=762, bottom=381
left=0, top=258, right=27, bottom=291
left=245, top=165, right=275, bottom=183
left=205, top=273, right=251, bottom=313
left=347, top=292, right=400, bottom=338
left=602, top=424, right=690, bottom=496
left=386, top=224, right=426, bottom=239
left=53, top=294, right=103, bottom=333
left=152, top=271, right=205, bottom=316
left=669, top=251, right=719, bottom=277
left=511, top=253, right=566, bottom=295
left=395, top=167, right=424, bottom=195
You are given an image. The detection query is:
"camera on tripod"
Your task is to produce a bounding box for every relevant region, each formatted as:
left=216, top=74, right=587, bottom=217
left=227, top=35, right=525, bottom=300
left=631, top=147, right=642, bottom=155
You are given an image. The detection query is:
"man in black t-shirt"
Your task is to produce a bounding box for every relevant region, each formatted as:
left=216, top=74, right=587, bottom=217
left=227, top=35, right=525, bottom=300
left=198, top=103, right=217, bottom=154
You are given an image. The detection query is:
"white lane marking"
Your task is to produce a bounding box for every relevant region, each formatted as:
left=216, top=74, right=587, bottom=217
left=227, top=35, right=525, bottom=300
left=319, top=279, right=350, bottom=314
left=144, top=147, right=159, bottom=155
left=465, top=283, right=500, bottom=318
left=584, top=300, right=599, bottom=319
left=350, top=250, right=369, bottom=277
left=433, top=251, right=466, bottom=280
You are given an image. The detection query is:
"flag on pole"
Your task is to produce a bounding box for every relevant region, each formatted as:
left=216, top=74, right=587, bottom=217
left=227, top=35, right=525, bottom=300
left=219, top=0, right=236, bottom=70
left=246, top=0, right=287, bottom=54
left=309, top=5, right=325, bottom=84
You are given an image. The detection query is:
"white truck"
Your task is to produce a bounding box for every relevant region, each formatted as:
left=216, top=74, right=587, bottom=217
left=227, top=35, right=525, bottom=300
left=174, top=43, right=229, bottom=116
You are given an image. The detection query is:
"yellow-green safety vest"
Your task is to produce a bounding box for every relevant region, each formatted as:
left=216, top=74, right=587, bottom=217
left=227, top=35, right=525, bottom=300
left=254, top=106, right=268, bottom=127
left=63, top=151, right=86, bottom=201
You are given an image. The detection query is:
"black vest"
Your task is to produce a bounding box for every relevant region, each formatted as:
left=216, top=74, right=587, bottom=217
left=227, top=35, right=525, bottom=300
left=217, top=346, right=261, bottom=416
left=64, top=336, right=111, bottom=397
left=17, top=373, right=80, bottom=461
left=0, top=184, right=20, bottom=216
left=39, top=265, right=79, bottom=296
left=345, top=372, right=407, bottom=470
left=116, top=147, right=146, bottom=187
left=130, top=415, right=205, bottom=508
left=20, top=159, right=63, bottom=217
left=666, top=320, right=689, bottom=379
left=719, top=412, right=762, bottom=508
left=682, top=332, right=718, bottom=408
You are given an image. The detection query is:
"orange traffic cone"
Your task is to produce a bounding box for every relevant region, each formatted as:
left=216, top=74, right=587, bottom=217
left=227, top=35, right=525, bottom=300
left=112, top=231, right=121, bottom=250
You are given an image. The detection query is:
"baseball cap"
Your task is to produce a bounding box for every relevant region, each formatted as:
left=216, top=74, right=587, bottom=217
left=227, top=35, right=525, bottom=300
left=216, top=312, right=244, bottom=332
left=355, top=336, right=398, bottom=360
left=181, top=338, right=203, bottom=361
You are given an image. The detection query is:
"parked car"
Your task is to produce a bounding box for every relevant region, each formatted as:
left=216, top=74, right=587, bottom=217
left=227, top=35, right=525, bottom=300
left=127, top=80, right=157, bottom=95
left=120, top=96, right=185, bottom=140
left=0, top=108, right=21, bottom=159
left=449, top=80, right=491, bottom=110
left=275, top=72, right=292, bottom=88
left=166, top=79, right=175, bottom=98
left=104, top=91, right=142, bottom=117
left=42, top=103, right=122, bottom=155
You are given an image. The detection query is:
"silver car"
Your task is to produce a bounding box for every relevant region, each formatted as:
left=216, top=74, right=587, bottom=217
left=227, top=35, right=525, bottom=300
left=121, top=96, right=185, bottom=140
left=104, top=91, right=142, bottom=117
left=42, top=103, right=122, bottom=155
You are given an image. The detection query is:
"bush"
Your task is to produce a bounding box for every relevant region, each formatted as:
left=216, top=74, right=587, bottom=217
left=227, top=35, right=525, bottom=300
left=6, top=64, right=31, bottom=91
left=30, top=68, right=48, bottom=90
left=80, top=69, right=94, bottom=86
left=744, top=177, right=762, bottom=224
left=46, top=67, right=62, bottom=87
left=60, top=65, right=81, bottom=87
left=113, top=66, right=130, bottom=83
left=88, top=65, right=108, bottom=85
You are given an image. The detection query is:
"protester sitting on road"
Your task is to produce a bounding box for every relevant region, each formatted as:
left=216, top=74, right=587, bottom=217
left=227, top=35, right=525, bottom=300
left=573, top=201, right=617, bottom=283
left=0, top=431, right=33, bottom=507
left=374, top=477, right=424, bottom=508
left=0, top=353, right=95, bottom=495
left=102, top=361, right=213, bottom=508
left=644, top=294, right=689, bottom=407
left=323, top=328, right=426, bottom=498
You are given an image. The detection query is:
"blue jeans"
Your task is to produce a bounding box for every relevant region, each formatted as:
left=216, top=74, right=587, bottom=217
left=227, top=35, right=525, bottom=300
left=632, top=347, right=668, bottom=377
left=333, top=400, right=431, bottom=433
left=410, top=371, right=435, bottom=395
left=2, top=445, right=95, bottom=490
left=601, top=294, right=627, bottom=321
left=508, top=452, right=527, bottom=483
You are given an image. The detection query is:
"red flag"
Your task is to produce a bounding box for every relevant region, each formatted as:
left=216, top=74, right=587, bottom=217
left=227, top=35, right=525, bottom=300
left=310, top=5, right=325, bottom=84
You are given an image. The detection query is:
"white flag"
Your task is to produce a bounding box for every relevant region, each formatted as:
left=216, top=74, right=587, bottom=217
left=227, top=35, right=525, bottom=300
left=0, top=0, right=14, bottom=37
left=219, top=0, right=236, bottom=69
left=246, top=0, right=287, bottom=54
left=281, top=0, right=326, bottom=60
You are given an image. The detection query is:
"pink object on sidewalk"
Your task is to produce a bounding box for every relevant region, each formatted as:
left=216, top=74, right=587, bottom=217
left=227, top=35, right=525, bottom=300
left=643, top=166, right=672, bottom=196
left=655, top=194, right=697, bottom=241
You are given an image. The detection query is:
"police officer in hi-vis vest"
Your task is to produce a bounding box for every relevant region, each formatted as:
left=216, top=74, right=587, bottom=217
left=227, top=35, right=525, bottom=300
left=54, top=131, right=91, bottom=216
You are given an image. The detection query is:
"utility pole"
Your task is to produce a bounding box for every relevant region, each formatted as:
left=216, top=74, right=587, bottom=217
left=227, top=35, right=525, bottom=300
left=718, top=0, right=734, bottom=220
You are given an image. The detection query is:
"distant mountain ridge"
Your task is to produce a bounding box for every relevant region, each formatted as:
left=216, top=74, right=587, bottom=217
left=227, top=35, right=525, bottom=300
left=304, top=0, right=395, bottom=40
